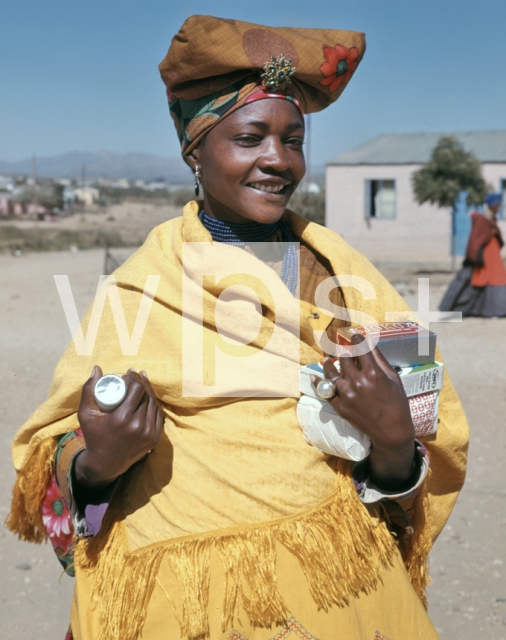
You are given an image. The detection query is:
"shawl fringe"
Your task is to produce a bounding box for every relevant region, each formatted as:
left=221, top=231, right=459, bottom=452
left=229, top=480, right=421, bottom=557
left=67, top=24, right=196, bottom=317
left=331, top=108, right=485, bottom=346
left=71, top=460, right=422, bottom=640
left=7, top=439, right=432, bottom=640
left=398, top=476, right=432, bottom=607
left=5, top=437, right=57, bottom=542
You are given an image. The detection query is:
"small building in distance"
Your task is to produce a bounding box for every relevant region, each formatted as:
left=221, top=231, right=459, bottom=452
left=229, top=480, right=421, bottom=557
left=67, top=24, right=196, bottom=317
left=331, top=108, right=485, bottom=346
left=326, top=131, right=506, bottom=262
left=74, top=186, right=100, bottom=206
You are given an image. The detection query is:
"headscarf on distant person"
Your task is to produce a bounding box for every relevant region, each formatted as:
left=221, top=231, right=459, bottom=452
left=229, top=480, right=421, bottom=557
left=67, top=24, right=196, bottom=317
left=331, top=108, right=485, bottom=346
left=485, top=192, right=503, bottom=209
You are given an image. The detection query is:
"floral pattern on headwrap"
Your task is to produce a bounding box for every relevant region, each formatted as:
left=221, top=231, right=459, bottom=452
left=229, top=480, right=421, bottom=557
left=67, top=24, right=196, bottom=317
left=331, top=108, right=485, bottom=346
left=319, top=44, right=360, bottom=92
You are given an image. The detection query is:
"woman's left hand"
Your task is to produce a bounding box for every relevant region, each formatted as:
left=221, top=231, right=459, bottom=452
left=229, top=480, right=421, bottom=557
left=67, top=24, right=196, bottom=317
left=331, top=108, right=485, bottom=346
left=312, top=335, right=416, bottom=490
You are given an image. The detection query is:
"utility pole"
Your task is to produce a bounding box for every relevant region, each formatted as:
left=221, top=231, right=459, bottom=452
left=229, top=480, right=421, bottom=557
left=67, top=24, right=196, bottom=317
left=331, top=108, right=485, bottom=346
left=32, top=152, right=39, bottom=207
left=305, top=114, right=312, bottom=193
left=32, top=152, right=40, bottom=219
left=81, top=162, right=87, bottom=211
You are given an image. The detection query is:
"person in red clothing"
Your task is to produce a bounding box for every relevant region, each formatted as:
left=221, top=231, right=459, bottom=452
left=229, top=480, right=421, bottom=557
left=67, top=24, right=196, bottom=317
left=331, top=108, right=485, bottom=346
left=440, top=192, right=506, bottom=316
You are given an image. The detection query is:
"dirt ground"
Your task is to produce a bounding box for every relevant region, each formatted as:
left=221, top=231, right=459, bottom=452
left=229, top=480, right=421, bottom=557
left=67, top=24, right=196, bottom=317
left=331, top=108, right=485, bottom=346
left=0, top=235, right=505, bottom=639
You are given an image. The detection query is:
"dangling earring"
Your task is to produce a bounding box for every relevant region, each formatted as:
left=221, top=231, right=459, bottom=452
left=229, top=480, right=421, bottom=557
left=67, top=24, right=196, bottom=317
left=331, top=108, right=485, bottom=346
left=194, top=165, right=202, bottom=198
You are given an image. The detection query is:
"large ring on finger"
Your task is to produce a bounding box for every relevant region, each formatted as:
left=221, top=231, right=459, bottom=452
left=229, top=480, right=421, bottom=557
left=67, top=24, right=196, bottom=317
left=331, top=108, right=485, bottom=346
left=316, top=378, right=337, bottom=399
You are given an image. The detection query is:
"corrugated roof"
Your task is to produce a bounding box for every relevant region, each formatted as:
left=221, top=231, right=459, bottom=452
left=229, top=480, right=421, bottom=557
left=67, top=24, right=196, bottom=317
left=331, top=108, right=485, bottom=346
left=328, top=131, right=506, bottom=165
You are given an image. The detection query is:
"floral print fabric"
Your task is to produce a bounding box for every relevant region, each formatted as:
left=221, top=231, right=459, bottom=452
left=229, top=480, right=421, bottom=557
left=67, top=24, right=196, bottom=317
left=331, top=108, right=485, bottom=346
left=41, top=430, right=83, bottom=576
left=168, top=80, right=246, bottom=151
left=168, top=78, right=302, bottom=154
left=43, top=428, right=119, bottom=575
left=319, top=44, right=360, bottom=92
left=42, top=477, right=73, bottom=553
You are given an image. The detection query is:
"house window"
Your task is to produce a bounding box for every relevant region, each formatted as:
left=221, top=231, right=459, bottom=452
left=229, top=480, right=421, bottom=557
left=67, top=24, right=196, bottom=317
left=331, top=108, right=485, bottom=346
left=365, top=179, right=396, bottom=219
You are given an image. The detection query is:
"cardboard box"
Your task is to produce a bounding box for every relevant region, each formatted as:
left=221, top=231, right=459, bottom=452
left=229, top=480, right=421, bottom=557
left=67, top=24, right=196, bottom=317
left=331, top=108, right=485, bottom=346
left=409, top=390, right=440, bottom=437
left=398, top=361, right=444, bottom=397
left=336, top=322, right=436, bottom=368
left=300, top=360, right=444, bottom=400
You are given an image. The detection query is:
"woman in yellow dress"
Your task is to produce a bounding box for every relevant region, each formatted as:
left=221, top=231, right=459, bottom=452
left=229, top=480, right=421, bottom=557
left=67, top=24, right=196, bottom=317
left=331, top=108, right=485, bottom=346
left=7, top=15, right=468, bottom=640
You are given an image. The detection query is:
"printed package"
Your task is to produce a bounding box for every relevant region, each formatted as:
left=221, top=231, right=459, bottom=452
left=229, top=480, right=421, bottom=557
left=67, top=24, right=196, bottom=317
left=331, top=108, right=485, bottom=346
left=336, top=322, right=436, bottom=368
left=409, top=390, right=440, bottom=437
left=299, top=360, right=444, bottom=400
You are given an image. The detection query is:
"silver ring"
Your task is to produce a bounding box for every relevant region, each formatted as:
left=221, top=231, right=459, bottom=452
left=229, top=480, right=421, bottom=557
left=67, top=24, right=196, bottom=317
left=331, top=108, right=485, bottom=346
left=316, top=378, right=337, bottom=400
left=328, top=375, right=341, bottom=384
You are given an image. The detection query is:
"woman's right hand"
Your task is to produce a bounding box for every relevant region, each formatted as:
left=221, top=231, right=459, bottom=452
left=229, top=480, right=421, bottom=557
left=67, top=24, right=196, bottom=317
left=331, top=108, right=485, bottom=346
left=75, top=365, right=164, bottom=489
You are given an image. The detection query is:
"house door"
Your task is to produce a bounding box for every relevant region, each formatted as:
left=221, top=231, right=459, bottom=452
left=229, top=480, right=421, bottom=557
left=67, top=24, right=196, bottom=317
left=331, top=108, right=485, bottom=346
left=452, top=190, right=473, bottom=257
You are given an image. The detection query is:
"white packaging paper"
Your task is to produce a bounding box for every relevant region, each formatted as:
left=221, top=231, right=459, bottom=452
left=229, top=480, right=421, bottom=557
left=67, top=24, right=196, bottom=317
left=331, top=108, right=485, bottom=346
left=296, top=395, right=371, bottom=461
left=297, top=390, right=440, bottom=461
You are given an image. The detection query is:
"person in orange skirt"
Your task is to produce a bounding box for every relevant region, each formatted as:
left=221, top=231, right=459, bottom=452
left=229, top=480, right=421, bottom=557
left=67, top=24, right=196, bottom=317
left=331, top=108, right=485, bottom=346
left=440, top=192, right=506, bottom=316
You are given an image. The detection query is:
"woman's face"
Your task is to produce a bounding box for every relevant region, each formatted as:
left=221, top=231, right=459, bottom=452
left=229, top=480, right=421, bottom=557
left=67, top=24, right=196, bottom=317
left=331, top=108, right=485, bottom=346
left=188, top=99, right=306, bottom=224
left=490, top=202, right=500, bottom=217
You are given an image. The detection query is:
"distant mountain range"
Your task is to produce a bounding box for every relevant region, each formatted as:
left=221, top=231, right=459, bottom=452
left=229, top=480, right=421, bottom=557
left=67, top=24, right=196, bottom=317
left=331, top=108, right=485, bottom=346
left=0, top=151, right=193, bottom=183
left=0, top=150, right=326, bottom=183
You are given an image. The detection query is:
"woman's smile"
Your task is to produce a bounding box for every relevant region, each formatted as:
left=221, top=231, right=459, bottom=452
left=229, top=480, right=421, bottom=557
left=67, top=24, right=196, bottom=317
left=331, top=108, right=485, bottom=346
left=246, top=180, right=291, bottom=196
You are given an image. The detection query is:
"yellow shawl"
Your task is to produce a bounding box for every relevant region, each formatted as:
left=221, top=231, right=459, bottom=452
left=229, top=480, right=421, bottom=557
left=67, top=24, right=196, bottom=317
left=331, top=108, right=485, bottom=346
left=8, top=202, right=469, bottom=640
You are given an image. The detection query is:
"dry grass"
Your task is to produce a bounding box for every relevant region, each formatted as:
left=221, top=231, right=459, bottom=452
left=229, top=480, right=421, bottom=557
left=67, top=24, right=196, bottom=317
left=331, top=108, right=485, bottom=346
left=0, top=202, right=181, bottom=253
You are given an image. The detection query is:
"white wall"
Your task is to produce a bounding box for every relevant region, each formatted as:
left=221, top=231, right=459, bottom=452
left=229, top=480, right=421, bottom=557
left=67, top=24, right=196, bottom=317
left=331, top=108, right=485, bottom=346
left=326, top=162, right=506, bottom=262
left=483, top=164, right=506, bottom=194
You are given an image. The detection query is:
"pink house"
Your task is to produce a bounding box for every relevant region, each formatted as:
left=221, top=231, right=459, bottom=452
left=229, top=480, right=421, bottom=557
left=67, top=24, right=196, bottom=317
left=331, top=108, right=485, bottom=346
left=0, top=197, right=9, bottom=216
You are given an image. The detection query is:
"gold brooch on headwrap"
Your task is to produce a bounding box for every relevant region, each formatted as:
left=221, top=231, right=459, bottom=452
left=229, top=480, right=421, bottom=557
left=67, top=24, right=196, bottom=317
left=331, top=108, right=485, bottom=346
left=260, top=54, right=296, bottom=91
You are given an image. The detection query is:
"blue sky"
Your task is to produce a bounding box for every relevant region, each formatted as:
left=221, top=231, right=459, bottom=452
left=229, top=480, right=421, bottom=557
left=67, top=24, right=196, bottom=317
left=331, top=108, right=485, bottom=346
left=1, top=0, right=505, bottom=165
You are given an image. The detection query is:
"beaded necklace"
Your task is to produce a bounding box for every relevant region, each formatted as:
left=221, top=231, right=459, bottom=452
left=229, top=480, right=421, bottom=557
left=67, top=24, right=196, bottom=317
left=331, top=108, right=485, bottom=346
left=198, top=210, right=298, bottom=296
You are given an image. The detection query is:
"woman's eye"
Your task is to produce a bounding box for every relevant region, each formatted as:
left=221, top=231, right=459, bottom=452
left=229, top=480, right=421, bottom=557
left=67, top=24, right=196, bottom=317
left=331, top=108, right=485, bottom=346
left=287, top=138, right=304, bottom=148
left=236, top=135, right=261, bottom=145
